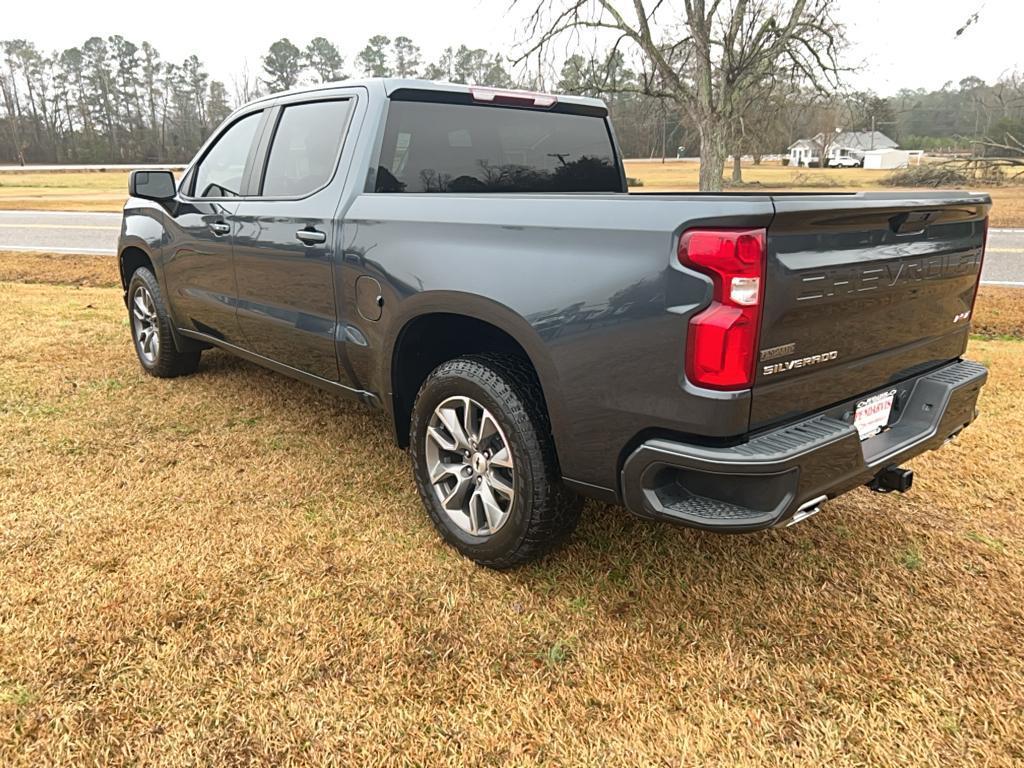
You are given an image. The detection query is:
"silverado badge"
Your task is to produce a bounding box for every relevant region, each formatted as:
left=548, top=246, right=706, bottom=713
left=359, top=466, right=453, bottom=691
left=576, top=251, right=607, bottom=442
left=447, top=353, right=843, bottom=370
left=763, top=350, right=839, bottom=376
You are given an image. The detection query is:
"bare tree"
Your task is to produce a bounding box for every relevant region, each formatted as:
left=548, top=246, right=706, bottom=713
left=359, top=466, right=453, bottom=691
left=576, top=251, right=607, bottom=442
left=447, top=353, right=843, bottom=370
left=728, top=77, right=801, bottom=180
left=1, top=42, right=27, bottom=164
left=231, top=59, right=261, bottom=106
left=963, top=131, right=1024, bottom=183
left=516, top=0, right=846, bottom=190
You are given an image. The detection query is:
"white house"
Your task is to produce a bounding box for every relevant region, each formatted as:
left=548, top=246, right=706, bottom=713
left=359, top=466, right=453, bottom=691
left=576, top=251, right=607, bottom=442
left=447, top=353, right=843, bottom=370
left=788, top=138, right=819, bottom=167
left=788, top=131, right=899, bottom=167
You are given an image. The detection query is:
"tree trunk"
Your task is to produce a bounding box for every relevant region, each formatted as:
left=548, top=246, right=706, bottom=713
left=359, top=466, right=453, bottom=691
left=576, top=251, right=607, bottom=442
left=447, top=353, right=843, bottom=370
left=0, top=80, right=25, bottom=165
left=732, top=153, right=743, bottom=183
left=698, top=122, right=727, bottom=192
left=22, top=77, right=43, bottom=155
left=753, top=153, right=762, bottom=166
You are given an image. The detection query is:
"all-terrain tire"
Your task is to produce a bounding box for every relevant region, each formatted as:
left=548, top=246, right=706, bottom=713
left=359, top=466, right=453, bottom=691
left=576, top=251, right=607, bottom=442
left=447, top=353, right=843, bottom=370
left=126, top=267, right=201, bottom=378
left=409, top=354, right=582, bottom=569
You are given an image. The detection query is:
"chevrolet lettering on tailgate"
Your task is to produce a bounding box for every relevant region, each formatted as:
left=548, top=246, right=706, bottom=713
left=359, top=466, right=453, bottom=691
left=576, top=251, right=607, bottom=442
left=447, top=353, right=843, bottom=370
left=797, top=250, right=982, bottom=302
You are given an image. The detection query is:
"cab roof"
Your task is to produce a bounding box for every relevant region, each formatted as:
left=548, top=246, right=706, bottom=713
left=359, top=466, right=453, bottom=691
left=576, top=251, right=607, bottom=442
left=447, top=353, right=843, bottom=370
left=244, top=77, right=608, bottom=114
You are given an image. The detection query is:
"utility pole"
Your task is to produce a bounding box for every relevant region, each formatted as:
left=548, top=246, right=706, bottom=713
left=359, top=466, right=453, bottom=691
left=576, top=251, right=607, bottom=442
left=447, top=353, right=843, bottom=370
left=870, top=116, right=898, bottom=150
left=660, top=100, right=667, bottom=164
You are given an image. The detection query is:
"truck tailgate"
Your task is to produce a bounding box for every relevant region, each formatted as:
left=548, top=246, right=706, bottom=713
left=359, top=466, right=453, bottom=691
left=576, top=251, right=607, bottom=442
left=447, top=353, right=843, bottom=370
left=752, top=192, right=990, bottom=430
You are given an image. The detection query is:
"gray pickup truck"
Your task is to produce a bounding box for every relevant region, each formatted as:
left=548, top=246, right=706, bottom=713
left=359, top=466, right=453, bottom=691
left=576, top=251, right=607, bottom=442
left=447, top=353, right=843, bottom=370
left=120, top=79, right=990, bottom=568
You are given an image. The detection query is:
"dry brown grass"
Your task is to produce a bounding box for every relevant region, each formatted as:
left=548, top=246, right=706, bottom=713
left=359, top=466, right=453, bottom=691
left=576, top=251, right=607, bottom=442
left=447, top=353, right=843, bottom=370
left=1, top=275, right=1023, bottom=766
left=0, top=170, right=130, bottom=212
left=973, top=286, right=1024, bottom=339
left=0, top=251, right=120, bottom=288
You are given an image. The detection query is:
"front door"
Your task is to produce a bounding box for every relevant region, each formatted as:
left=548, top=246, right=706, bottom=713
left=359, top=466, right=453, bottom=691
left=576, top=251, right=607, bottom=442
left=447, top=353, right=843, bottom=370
left=162, top=109, right=266, bottom=344
left=232, top=97, right=356, bottom=382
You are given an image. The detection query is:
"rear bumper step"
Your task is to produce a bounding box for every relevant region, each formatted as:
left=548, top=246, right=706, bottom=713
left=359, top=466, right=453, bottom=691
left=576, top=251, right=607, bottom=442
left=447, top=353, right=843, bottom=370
left=620, top=359, right=987, bottom=531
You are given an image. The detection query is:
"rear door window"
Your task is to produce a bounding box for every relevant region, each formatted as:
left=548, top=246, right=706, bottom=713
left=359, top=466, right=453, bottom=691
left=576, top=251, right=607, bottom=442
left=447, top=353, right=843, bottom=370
left=261, top=100, right=353, bottom=197
left=375, top=101, right=621, bottom=193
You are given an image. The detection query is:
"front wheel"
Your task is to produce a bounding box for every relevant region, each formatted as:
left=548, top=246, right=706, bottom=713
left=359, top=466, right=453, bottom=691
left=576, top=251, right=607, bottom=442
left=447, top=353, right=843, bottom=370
left=127, top=267, right=201, bottom=378
left=409, top=355, right=581, bottom=569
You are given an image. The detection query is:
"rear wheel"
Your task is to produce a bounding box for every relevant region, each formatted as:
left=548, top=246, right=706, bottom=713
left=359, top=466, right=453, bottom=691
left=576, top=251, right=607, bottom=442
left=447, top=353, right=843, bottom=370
left=409, top=355, right=581, bottom=569
left=127, top=267, right=201, bottom=378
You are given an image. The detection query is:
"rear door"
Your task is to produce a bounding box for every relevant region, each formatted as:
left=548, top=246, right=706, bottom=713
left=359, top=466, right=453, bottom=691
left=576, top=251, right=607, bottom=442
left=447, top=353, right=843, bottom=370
left=752, top=192, right=989, bottom=429
left=232, top=92, right=359, bottom=381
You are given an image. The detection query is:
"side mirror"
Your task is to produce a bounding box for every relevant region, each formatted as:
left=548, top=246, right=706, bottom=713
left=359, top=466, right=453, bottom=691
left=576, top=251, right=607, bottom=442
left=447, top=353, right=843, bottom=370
left=129, top=170, right=176, bottom=201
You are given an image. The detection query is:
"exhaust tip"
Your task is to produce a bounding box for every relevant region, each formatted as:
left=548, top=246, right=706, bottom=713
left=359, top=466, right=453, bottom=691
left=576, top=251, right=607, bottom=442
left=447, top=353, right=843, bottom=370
left=780, top=494, right=828, bottom=528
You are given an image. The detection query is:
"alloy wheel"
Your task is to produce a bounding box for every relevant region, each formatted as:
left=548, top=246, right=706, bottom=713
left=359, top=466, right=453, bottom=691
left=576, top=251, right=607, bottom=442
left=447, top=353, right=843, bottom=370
left=423, top=395, right=516, bottom=536
left=131, top=285, right=160, bottom=365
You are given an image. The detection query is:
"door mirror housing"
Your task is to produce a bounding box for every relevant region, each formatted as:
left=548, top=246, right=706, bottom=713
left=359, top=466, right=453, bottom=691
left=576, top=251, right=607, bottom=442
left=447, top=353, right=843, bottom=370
left=129, top=170, right=176, bottom=201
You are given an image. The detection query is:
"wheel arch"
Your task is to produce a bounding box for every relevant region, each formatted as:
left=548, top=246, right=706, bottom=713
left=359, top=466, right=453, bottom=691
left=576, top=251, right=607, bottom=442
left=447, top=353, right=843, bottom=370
left=119, top=243, right=189, bottom=353
left=385, top=295, right=569, bottom=457
left=119, top=245, right=154, bottom=293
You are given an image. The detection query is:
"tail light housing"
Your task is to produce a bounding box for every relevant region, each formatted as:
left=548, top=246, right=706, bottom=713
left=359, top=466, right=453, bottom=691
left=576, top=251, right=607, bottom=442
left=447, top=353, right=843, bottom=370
left=679, top=228, right=766, bottom=390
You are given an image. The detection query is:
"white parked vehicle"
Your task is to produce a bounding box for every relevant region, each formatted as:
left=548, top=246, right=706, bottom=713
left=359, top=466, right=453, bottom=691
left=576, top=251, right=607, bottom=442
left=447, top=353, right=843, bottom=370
left=829, top=156, right=863, bottom=168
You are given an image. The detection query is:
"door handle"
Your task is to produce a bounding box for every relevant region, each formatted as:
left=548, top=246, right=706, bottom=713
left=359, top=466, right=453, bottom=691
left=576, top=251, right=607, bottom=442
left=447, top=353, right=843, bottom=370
left=295, top=228, right=327, bottom=246
left=208, top=221, right=230, bottom=236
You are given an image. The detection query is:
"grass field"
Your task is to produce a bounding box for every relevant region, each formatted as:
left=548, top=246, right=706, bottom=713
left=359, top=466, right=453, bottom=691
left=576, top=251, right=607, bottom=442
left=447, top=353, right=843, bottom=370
left=2, top=164, right=1024, bottom=228
left=0, top=170, right=132, bottom=213
left=1, top=254, right=1023, bottom=765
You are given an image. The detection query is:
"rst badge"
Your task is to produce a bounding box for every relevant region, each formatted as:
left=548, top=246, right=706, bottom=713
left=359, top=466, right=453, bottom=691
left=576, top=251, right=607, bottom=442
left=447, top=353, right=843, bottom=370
left=760, top=342, right=797, bottom=362
left=763, top=350, right=839, bottom=376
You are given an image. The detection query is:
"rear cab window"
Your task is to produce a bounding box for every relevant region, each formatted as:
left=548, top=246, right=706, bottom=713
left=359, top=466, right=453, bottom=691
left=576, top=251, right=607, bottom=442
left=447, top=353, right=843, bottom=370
left=375, top=98, right=622, bottom=193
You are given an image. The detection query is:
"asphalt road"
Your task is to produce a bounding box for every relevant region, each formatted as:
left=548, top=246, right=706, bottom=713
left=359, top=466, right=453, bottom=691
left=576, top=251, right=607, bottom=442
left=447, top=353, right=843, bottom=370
left=980, top=229, right=1024, bottom=286
left=0, top=210, right=121, bottom=254
left=0, top=209, right=1022, bottom=286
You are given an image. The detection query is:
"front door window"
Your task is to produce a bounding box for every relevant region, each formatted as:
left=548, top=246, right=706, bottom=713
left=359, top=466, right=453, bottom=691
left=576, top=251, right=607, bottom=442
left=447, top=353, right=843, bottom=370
left=194, top=112, right=262, bottom=198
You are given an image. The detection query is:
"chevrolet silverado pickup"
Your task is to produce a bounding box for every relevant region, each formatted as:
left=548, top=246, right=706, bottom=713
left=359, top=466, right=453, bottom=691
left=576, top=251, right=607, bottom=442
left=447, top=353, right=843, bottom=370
left=119, top=79, right=990, bottom=568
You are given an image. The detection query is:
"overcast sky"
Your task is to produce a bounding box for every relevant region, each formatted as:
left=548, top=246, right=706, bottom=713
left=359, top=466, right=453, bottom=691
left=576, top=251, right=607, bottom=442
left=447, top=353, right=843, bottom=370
left=3, top=0, right=1019, bottom=95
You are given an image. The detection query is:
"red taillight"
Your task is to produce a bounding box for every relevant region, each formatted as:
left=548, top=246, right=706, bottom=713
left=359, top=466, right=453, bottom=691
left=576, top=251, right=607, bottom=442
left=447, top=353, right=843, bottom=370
left=679, top=228, right=766, bottom=390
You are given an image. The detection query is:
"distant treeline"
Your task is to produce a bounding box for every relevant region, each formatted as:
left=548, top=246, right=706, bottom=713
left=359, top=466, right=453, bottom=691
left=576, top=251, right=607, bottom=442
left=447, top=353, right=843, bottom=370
left=1, top=35, right=1022, bottom=165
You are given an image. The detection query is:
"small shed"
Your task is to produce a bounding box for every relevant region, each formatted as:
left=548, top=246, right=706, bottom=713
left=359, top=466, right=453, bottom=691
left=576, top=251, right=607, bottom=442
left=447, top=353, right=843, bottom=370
left=862, top=149, right=911, bottom=170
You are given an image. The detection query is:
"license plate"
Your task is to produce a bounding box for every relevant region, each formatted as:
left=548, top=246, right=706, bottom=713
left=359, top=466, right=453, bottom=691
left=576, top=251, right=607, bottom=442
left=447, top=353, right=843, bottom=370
left=854, top=389, right=896, bottom=440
